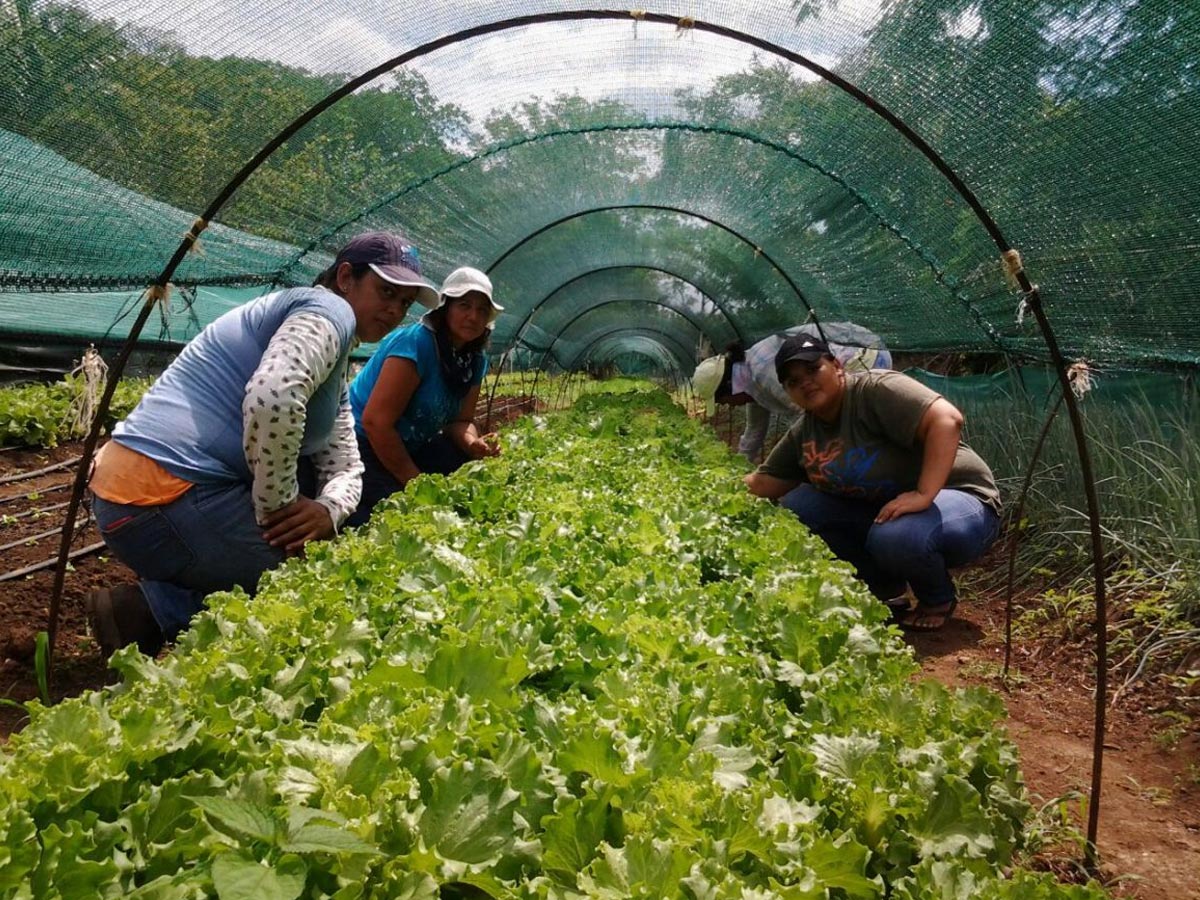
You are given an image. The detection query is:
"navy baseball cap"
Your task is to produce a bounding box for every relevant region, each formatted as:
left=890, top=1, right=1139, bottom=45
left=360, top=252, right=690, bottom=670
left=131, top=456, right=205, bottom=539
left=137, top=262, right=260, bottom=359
left=335, top=231, right=438, bottom=308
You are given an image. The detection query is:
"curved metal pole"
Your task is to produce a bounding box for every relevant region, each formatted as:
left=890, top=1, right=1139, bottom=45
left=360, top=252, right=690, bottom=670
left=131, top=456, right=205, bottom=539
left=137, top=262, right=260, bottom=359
left=508, top=264, right=743, bottom=345
left=484, top=263, right=740, bottom=424
left=485, top=204, right=825, bottom=339
left=522, top=300, right=706, bottom=409
left=568, top=326, right=696, bottom=371
left=529, top=329, right=689, bottom=397
left=278, top=120, right=1006, bottom=359
left=532, top=299, right=709, bottom=372
left=1017, top=288, right=1107, bottom=869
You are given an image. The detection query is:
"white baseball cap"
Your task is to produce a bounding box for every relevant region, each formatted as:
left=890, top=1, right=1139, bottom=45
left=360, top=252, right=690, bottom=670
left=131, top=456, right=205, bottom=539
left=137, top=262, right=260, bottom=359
left=438, top=267, right=504, bottom=323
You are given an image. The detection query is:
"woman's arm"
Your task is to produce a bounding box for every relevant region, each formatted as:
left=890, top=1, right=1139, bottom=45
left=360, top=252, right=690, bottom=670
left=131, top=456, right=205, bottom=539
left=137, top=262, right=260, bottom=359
left=744, top=471, right=800, bottom=500
left=244, top=313, right=337, bottom=525
left=359, top=356, right=423, bottom=485
left=444, top=385, right=501, bottom=459
left=244, top=313, right=347, bottom=551
left=873, top=397, right=963, bottom=523
left=264, top=400, right=363, bottom=554
left=307, top=400, right=364, bottom=528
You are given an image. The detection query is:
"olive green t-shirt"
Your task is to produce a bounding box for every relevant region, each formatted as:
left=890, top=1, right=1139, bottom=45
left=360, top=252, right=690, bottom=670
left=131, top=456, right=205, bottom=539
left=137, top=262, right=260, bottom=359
left=758, top=371, right=1001, bottom=513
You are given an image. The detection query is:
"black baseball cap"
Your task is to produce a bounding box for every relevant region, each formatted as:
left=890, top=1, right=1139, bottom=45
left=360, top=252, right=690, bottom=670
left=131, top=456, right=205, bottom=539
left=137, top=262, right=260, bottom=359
left=775, top=334, right=833, bottom=379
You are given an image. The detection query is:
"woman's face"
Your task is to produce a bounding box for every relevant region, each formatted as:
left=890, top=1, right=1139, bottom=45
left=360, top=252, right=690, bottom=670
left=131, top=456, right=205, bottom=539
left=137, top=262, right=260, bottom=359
left=780, top=355, right=846, bottom=421
left=443, top=291, right=492, bottom=348
left=339, top=265, right=419, bottom=342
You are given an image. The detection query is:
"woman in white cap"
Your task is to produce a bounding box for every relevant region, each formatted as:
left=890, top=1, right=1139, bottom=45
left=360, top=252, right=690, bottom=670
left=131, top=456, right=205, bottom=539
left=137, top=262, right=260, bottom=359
left=347, top=266, right=503, bottom=526
left=87, top=230, right=438, bottom=656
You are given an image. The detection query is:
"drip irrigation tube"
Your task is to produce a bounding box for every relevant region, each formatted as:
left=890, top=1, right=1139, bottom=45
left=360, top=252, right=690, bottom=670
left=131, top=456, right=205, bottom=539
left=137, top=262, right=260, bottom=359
left=2, top=542, right=105, bottom=583
left=0, top=456, right=79, bottom=486
left=0, top=501, right=70, bottom=522
left=0, top=524, right=68, bottom=554
left=0, top=482, right=70, bottom=505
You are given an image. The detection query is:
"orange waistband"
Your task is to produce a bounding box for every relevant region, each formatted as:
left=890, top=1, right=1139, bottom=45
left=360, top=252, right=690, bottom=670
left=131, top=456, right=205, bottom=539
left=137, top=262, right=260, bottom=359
left=89, top=441, right=193, bottom=506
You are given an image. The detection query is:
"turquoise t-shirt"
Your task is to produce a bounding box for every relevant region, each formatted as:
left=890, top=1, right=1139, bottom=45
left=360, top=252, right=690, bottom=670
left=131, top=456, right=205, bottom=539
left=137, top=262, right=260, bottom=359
left=349, top=322, right=489, bottom=448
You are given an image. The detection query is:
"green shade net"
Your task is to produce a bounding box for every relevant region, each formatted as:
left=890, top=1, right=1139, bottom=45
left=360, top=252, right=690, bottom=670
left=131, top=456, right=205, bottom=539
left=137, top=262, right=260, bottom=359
left=0, top=0, right=1196, bottom=371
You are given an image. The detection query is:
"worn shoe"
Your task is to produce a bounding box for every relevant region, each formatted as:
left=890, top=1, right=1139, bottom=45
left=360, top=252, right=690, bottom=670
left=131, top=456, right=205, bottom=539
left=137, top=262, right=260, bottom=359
left=85, top=584, right=163, bottom=657
left=882, top=595, right=913, bottom=624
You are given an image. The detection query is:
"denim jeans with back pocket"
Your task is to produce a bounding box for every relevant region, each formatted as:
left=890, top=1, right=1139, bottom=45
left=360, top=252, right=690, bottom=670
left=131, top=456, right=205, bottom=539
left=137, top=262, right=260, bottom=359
left=91, top=476, right=301, bottom=642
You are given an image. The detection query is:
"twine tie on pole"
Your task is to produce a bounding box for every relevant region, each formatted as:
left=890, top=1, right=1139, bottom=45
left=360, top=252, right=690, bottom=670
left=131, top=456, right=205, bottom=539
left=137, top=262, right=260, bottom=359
left=183, top=216, right=209, bottom=257
left=1068, top=361, right=1095, bottom=399
left=1002, top=248, right=1024, bottom=286
left=63, top=346, right=108, bottom=441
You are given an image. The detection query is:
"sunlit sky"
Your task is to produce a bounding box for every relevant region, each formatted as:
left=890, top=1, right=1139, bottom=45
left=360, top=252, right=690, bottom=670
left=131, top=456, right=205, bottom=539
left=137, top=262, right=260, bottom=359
left=77, top=0, right=893, bottom=124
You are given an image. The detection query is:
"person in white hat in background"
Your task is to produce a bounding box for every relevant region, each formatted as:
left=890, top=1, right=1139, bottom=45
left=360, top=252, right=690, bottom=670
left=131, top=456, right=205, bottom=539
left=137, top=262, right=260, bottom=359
left=347, top=266, right=503, bottom=526
left=692, top=322, right=892, bottom=462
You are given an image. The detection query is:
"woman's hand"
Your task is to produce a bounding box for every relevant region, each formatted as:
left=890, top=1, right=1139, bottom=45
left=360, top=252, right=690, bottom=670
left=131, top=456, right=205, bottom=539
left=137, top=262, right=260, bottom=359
left=263, top=497, right=335, bottom=554
left=467, top=432, right=502, bottom=459
left=874, top=490, right=934, bottom=524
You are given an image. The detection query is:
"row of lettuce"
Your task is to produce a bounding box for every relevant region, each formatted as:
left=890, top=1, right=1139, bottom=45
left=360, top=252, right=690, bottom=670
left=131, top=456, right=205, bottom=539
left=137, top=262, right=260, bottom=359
left=0, top=384, right=1103, bottom=898
left=0, top=375, right=151, bottom=449
left=0, top=371, right=556, bottom=449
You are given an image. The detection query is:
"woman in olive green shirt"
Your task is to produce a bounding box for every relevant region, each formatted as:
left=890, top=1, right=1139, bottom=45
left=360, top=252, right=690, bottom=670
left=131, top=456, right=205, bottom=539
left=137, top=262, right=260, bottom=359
left=744, top=334, right=1001, bottom=631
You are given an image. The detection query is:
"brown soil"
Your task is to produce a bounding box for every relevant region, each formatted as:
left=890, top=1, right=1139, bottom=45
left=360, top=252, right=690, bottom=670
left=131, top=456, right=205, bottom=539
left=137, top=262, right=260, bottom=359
left=0, top=442, right=123, bottom=734
left=4, top=405, right=1198, bottom=898
left=913, top=588, right=1200, bottom=898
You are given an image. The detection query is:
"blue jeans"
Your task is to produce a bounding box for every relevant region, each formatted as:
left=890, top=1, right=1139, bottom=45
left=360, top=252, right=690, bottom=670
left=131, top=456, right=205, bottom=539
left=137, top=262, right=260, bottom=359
left=89, top=458, right=321, bottom=641
left=346, top=432, right=469, bottom=527
left=780, top=485, right=1000, bottom=607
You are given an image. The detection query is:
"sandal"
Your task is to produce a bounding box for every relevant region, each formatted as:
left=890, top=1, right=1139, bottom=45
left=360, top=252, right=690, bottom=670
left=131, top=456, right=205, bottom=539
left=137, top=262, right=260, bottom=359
left=900, top=599, right=958, bottom=633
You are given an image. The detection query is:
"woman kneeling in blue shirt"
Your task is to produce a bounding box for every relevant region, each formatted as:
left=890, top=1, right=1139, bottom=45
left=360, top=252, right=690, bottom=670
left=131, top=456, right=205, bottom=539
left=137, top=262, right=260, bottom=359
left=347, top=267, right=503, bottom=526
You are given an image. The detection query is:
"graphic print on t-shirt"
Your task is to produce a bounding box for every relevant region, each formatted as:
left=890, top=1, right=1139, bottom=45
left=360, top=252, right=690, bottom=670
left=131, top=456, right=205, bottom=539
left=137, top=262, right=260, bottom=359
left=802, top=437, right=898, bottom=499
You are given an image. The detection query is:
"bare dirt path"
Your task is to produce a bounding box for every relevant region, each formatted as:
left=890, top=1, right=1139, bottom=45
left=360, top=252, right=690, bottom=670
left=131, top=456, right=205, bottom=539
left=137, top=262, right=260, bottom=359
left=912, top=592, right=1200, bottom=898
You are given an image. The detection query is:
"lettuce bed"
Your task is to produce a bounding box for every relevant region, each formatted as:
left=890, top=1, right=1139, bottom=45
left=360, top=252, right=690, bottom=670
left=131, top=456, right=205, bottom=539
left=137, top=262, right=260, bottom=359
left=0, top=386, right=1104, bottom=898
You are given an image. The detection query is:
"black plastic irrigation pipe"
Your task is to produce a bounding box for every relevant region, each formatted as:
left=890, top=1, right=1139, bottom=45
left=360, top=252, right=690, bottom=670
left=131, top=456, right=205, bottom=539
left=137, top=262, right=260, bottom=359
left=0, top=481, right=71, bottom=506
left=0, top=456, right=80, bottom=486
left=46, top=5, right=1107, bottom=866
